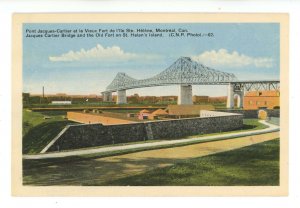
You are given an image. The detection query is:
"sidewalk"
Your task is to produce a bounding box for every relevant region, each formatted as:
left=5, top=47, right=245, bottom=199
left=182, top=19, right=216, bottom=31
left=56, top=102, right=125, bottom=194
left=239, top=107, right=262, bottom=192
left=23, top=120, right=279, bottom=160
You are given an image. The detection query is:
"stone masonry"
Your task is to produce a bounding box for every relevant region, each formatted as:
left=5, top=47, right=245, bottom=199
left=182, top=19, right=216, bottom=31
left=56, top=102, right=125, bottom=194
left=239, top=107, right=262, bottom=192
left=46, top=113, right=244, bottom=152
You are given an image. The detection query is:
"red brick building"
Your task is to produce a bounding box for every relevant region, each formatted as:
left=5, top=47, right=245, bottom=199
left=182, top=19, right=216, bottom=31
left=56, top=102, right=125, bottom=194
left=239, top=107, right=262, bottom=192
left=243, top=90, right=280, bottom=110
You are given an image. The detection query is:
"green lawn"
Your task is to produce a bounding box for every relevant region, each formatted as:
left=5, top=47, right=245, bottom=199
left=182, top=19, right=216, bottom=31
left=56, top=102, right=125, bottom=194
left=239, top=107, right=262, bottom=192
left=23, top=110, right=77, bottom=154
left=104, top=138, right=280, bottom=186
left=23, top=109, right=66, bottom=136
left=23, top=138, right=280, bottom=186
left=242, top=118, right=268, bottom=130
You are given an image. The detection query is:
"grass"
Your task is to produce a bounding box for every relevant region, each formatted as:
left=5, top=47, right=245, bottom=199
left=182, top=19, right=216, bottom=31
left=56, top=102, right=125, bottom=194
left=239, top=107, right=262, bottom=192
left=23, top=109, right=66, bottom=135
left=23, top=138, right=280, bottom=186
left=242, top=119, right=268, bottom=130
left=104, top=138, right=280, bottom=186
left=22, top=110, right=77, bottom=154
left=23, top=121, right=77, bottom=154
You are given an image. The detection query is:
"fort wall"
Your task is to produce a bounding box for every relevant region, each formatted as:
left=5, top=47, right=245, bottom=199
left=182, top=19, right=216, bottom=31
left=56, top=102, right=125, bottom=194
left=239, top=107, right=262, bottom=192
left=218, top=109, right=280, bottom=119
left=46, top=113, right=243, bottom=152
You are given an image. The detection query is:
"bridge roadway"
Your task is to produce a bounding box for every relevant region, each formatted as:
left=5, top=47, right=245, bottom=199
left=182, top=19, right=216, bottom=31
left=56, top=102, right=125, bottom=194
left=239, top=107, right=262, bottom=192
left=101, top=57, right=279, bottom=107
left=102, top=80, right=280, bottom=93
left=102, top=79, right=279, bottom=108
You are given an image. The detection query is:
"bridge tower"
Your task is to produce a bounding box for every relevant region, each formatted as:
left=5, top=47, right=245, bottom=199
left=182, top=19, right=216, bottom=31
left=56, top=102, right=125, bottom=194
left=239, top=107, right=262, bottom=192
left=178, top=84, right=193, bottom=105
left=226, top=83, right=244, bottom=109
left=102, top=92, right=113, bottom=102
left=116, top=90, right=127, bottom=104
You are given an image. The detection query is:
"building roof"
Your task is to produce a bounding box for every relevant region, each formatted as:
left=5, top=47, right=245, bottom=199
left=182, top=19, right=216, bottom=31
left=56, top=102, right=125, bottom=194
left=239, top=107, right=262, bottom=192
left=139, top=109, right=151, bottom=114
left=151, top=109, right=168, bottom=115
left=167, top=105, right=215, bottom=116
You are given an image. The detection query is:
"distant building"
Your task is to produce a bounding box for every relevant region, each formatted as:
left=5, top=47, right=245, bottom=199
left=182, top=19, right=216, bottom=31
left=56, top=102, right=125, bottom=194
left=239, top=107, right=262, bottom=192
left=112, top=95, right=118, bottom=102
left=151, top=109, right=168, bottom=116
left=208, top=96, right=227, bottom=103
left=192, top=95, right=209, bottom=103
left=138, top=109, right=150, bottom=120
left=148, top=109, right=168, bottom=120
left=55, top=93, right=67, bottom=96
left=167, top=104, right=215, bottom=118
left=127, top=93, right=140, bottom=103
left=140, top=96, right=159, bottom=103
left=243, top=90, right=280, bottom=110
left=160, top=96, right=177, bottom=102
left=127, top=113, right=135, bottom=118
left=51, top=101, right=72, bottom=105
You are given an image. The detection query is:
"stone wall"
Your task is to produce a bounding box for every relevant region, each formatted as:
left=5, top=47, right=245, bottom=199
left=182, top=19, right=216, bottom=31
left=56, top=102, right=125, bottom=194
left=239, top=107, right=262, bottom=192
left=218, top=109, right=280, bottom=118
left=46, top=113, right=243, bottom=152
left=267, top=109, right=280, bottom=117
left=146, top=115, right=243, bottom=140
left=200, top=110, right=241, bottom=118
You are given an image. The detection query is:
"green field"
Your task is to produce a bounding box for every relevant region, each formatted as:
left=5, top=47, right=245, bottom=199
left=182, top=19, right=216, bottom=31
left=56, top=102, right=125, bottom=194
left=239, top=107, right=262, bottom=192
left=104, top=138, right=280, bottom=186
left=23, top=138, right=279, bottom=186
left=22, top=110, right=77, bottom=154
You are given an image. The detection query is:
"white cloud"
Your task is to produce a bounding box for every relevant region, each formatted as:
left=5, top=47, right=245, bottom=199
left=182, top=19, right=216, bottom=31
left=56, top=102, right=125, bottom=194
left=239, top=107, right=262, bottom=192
left=191, top=49, right=274, bottom=68
left=49, top=44, right=159, bottom=62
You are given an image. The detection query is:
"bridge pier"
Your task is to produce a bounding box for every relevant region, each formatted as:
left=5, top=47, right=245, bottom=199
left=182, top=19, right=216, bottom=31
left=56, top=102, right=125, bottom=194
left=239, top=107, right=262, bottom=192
left=227, top=83, right=244, bottom=109
left=178, top=84, right=193, bottom=105
left=117, top=90, right=127, bottom=104
left=236, top=91, right=244, bottom=109
left=102, top=92, right=112, bottom=102
left=226, top=83, right=234, bottom=108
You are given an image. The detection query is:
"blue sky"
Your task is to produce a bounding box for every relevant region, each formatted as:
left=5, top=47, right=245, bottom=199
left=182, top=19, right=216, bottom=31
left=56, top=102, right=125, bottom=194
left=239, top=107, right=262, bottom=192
left=23, top=23, right=280, bottom=96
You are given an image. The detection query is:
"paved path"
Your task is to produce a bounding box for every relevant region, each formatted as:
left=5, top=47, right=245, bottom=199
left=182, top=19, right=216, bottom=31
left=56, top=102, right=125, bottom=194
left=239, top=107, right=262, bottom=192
left=23, top=120, right=279, bottom=160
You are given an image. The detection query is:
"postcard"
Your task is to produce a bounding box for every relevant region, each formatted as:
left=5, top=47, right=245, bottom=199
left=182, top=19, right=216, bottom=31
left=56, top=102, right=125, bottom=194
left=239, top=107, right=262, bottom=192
left=12, top=13, right=288, bottom=196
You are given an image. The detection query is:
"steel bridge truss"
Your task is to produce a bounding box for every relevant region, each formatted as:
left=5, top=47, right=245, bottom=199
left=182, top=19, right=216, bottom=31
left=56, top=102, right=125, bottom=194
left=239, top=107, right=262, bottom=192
left=104, top=57, right=237, bottom=92
left=232, top=81, right=280, bottom=93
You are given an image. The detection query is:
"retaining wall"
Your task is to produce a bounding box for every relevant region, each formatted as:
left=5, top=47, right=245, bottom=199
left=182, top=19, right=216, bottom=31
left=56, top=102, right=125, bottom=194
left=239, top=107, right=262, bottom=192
left=218, top=109, right=280, bottom=118
left=267, top=109, right=280, bottom=117
left=46, top=114, right=243, bottom=152
left=200, top=110, right=241, bottom=118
